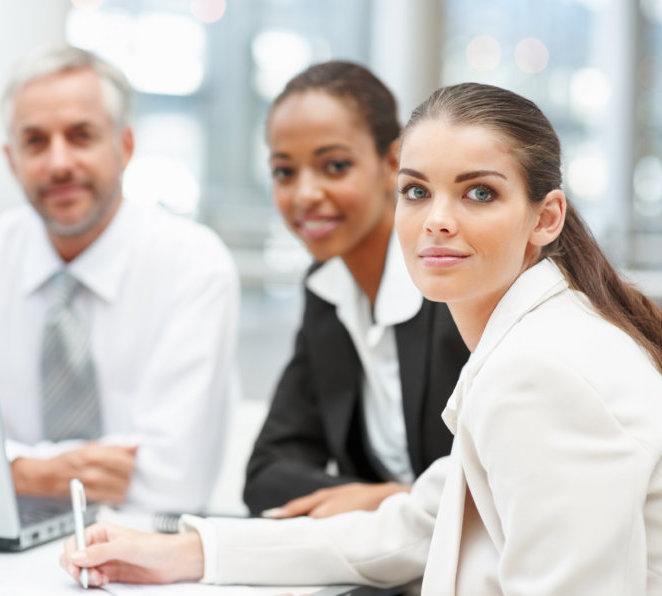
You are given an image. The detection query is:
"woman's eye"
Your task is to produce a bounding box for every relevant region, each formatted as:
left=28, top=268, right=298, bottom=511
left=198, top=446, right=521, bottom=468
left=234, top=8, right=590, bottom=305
left=324, top=160, right=351, bottom=175
left=466, top=185, right=494, bottom=202
left=271, top=166, right=293, bottom=181
left=400, top=185, right=428, bottom=201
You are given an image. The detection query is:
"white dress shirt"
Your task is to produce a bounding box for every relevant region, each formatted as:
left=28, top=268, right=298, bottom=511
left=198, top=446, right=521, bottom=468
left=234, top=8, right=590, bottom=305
left=181, top=258, right=662, bottom=593
left=0, top=199, right=240, bottom=511
left=306, top=233, right=422, bottom=484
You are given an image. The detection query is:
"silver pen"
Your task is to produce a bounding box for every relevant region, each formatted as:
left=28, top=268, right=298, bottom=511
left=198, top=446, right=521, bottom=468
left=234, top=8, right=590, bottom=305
left=70, top=478, right=89, bottom=589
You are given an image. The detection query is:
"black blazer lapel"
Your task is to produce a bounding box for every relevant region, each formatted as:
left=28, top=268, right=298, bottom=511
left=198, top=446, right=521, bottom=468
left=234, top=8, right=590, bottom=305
left=395, top=300, right=433, bottom=474
left=307, top=298, right=362, bottom=460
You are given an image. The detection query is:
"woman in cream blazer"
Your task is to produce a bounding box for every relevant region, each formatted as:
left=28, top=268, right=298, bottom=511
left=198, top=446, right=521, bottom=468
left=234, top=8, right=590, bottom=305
left=62, top=84, right=662, bottom=594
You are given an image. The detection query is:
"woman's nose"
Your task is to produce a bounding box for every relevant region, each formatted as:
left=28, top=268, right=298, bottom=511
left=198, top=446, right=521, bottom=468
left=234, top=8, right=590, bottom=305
left=423, top=196, right=458, bottom=236
left=293, top=170, right=324, bottom=208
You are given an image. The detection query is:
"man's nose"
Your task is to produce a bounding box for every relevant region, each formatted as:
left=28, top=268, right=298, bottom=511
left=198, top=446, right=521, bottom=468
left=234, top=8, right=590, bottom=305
left=46, top=137, right=75, bottom=179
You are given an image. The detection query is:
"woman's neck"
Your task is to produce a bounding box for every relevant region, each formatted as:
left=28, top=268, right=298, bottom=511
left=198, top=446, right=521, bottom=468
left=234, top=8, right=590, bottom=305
left=449, top=259, right=536, bottom=351
left=448, top=288, right=508, bottom=352
left=342, top=210, right=394, bottom=306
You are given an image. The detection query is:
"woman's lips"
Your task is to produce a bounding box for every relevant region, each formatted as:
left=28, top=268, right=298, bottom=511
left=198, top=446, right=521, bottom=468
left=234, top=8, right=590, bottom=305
left=418, top=246, right=471, bottom=268
left=296, top=218, right=342, bottom=241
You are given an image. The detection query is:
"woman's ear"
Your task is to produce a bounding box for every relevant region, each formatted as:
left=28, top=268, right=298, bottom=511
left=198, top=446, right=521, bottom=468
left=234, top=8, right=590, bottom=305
left=529, top=189, right=566, bottom=247
left=383, top=137, right=401, bottom=193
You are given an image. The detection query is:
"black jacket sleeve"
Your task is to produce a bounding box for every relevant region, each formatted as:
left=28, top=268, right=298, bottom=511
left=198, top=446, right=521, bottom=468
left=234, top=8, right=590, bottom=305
left=243, top=321, right=365, bottom=515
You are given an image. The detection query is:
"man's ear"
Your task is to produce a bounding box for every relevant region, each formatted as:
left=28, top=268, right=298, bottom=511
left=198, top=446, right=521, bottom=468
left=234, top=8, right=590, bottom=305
left=120, top=127, right=135, bottom=169
left=3, top=143, right=17, bottom=178
left=529, top=188, right=566, bottom=248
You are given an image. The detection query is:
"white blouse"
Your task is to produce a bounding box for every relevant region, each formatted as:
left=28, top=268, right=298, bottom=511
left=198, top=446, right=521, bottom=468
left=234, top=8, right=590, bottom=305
left=306, top=233, right=422, bottom=483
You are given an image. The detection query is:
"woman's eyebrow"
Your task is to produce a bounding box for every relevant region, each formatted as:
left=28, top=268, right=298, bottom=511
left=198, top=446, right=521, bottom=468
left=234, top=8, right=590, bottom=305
left=398, top=167, right=428, bottom=181
left=455, top=170, right=507, bottom=182
left=313, top=144, right=352, bottom=156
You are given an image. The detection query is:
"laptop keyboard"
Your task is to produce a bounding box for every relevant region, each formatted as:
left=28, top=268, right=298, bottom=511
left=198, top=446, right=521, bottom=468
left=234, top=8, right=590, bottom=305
left=17, top=495, right=71, bottom=526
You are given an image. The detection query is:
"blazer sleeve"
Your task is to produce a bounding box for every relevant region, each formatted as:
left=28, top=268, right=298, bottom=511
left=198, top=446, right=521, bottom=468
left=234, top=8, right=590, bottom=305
left=465, top=350, right=653, bottom=595
left=183, top=457, right=448, bottom=587
left=243, top=315, right=365, bottom=515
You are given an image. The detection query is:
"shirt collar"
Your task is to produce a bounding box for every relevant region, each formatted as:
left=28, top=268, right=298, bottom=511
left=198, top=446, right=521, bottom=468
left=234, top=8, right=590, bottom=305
left=20, top=198, right=136, bottom=303
left=19, top=208, right=62, bottom=296
left=306, top=232, right=423, bottom=327
left=470, top=258, right=568, bottom=368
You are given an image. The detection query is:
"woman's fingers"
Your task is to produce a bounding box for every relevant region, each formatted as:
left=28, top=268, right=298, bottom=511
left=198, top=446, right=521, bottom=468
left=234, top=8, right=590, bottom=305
left=263, top=490, right=329, bottom=518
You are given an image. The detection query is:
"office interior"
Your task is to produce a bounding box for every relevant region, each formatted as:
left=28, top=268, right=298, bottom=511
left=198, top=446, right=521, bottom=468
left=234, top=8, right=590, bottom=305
left=1, top=0, right=661, bottom=514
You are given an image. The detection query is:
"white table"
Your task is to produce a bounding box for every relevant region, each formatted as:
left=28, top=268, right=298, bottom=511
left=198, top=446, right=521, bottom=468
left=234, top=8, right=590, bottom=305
left=0, top=508, right=354, bottom=596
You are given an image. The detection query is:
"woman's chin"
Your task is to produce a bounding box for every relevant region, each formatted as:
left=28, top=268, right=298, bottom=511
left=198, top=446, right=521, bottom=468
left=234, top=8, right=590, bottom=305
left=419, top=287, right=455, bottom=304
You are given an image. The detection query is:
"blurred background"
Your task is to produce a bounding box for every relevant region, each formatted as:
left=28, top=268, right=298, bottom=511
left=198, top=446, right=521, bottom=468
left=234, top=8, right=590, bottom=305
left=1, top=0, right=661, bottom=511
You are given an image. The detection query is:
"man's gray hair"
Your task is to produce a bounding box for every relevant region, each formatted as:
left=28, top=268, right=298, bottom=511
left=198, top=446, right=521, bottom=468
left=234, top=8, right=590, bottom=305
left=1, top=45, right=133, bottom=135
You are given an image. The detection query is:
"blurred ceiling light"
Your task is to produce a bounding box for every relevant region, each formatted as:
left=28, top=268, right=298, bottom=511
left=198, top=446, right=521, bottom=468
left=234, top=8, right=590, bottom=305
left=190, top=0, right=227, bottom=24
left=465, top=35, right=501, bottom=71
left=514, top=37, right=549, bottom=74
left=252, top=30, right=313, bottom=100
left=71, top=0, right=103, bottom=8
left=634, top=156, right=662, bottom=215
left=640, top=0, right=662, bottom=22
left=66, top=8, right=133, bottom=73
left=123, top=155, right=201, bottom=217
left=131, top=14, right=205, bottom=95
left=567, top=154, right=608, bottom=201
left=569, top=68, right=610, bottom=119
left=67, top=9, right=206, bottom=96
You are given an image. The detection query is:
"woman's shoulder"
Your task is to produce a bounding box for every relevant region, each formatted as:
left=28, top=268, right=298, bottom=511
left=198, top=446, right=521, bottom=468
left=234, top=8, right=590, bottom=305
left=503, top=287, right=654, bottom=373
left=469, top=288, right=662, bottom=452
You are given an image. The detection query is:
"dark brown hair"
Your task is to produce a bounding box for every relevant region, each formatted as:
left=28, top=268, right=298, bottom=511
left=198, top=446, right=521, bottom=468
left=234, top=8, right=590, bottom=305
left=269, top=60, right=400, bottom=156
left=405, top=82, right=662, bottom=372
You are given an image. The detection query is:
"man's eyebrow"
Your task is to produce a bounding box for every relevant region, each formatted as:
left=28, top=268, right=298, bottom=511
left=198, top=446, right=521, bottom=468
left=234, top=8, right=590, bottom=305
left=398, top=167, right=428, bottom=181
left=455, top=170, right=507, bottom=183
left=18, top=121, right=96, bottom=134
left=18, top=125, right=44, bottom=136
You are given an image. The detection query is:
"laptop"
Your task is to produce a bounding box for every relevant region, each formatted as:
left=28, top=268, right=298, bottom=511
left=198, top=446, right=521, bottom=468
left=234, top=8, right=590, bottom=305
left=0, top=414, right=97, bottom=551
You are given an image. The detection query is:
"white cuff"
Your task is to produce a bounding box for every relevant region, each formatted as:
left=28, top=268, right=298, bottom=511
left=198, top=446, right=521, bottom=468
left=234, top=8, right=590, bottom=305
left=4, top=438, right=85, bottom=461
left=179, top=514, right=219, bottom=584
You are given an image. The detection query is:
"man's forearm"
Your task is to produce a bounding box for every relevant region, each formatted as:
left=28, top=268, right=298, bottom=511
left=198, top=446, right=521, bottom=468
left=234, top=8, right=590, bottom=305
left=11, top=457, right=61, bottom=496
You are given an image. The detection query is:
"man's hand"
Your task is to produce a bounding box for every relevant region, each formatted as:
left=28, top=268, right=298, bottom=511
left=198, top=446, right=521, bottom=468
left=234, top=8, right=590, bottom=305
left=11, top=444, right=138, bottom=504
left=262, top=482, right=410, bottom=519
left=60, top=522, right=204, bottom=586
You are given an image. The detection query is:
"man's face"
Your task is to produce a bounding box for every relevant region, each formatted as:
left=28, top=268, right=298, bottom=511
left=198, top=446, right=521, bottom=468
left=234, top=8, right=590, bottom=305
left=4, top=68, right=133, bottom=238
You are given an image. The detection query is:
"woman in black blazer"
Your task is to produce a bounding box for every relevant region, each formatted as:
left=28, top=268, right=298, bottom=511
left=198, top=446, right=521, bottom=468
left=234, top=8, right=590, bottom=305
left=243, top=61, right=469, bottom=517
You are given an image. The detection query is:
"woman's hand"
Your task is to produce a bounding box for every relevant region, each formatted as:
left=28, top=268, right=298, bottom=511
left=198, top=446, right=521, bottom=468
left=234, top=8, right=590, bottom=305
left=262, top=482, right=410, bottom=519
left=60, top=522, right=204, bottom=587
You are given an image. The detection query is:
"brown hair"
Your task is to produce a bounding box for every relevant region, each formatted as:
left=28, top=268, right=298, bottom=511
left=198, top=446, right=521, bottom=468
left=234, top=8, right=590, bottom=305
left=269, top=60, right=400, bottom=156
left=405, top=82, right=662, bottom=372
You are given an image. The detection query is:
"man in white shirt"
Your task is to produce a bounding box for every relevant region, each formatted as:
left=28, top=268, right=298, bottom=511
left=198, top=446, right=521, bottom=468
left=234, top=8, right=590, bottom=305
left=0, top=46, right=239, bottom=510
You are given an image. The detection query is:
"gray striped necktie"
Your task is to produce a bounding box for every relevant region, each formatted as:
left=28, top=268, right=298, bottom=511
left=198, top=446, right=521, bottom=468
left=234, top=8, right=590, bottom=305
left=41, top=271, right=102, bottom=442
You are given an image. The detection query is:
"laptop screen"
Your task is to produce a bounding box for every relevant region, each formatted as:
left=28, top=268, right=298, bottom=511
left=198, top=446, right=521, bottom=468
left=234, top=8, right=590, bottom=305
left=0, top=412, right=21, bottom=539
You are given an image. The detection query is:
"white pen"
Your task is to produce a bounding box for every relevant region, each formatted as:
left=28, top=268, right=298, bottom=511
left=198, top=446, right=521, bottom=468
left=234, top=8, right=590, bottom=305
left=69, top=478, right=89, bottom=589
